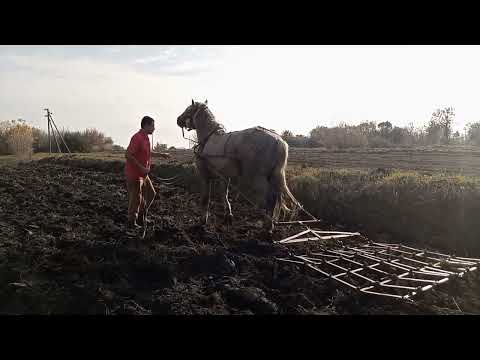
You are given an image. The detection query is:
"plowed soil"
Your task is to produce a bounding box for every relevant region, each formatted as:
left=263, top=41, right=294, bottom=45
left=1, top=157, right=479, bottom=314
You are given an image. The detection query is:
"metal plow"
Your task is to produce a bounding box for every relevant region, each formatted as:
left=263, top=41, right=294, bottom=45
left=274, top=220, right=480, bottom=301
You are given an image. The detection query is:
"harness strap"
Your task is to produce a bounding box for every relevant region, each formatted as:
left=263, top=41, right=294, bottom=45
left=194, top=126, right=222, bottom=154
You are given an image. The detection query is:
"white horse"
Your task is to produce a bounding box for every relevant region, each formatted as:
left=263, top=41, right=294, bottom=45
left=177, top=100, right=299, bottom=232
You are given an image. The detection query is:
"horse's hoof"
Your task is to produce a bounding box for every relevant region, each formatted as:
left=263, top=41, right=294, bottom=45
left=263, top=223, right=274, bottom=234
left=190, top=223, right=206, bottom=233
left=224, top=214, right=234, bottom=226
left=195, top=220, right=207, bottom=229
left=259, top=229, right=274, bottom=243
left=197, top=216, right=208, bottom=226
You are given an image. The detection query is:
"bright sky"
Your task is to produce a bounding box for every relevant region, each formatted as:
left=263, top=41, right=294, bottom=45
left=1, top=45, right=479, bottom=148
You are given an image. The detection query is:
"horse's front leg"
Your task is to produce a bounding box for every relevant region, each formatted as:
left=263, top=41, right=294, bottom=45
left=199, top=178, right=212, bottom=225
left=196, top=158, right=212, bottom=226
left=223, top=178, right=234, bottom=226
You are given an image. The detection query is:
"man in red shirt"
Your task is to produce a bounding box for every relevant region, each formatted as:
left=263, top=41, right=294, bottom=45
left=125, top=116, right=169, bottom=229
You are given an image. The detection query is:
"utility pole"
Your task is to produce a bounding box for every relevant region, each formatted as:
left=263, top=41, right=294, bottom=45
left=45, top=108, right=52, bottom=153
left=45, top=108, right=60, bottom=152
left=44, top=108, right=71, bottom=154
left=49, top=114, right=71, bottom=153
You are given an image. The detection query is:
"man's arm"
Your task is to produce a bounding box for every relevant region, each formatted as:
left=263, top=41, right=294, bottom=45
left=125, top=150, right=149, bottom=174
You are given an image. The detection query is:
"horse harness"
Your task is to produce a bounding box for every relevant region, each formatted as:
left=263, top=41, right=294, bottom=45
left=181, top=123, right=242, bottom=179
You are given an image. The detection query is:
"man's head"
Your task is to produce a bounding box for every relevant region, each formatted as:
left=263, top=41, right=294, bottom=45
left=141, top=116, right=155, bottom=134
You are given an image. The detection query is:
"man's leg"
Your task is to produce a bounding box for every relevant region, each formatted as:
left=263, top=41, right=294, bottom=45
left=127, top=178, right=143, bottom=226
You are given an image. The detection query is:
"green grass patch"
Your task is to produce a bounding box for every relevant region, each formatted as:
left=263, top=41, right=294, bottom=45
left=288, top=167, right=480, bottom=256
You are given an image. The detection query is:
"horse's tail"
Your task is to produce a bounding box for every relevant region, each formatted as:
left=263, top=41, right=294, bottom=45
left=270, top=141, right=301, bottom=219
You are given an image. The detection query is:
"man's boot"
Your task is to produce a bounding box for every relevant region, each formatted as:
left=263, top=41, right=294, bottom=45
left=137, top=213, right=154, bottom=227
left=127, top=218, right=142, bottom=230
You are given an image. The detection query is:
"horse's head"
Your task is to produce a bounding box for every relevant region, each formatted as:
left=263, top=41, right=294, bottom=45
left=177, top=99, right=209, bottom=131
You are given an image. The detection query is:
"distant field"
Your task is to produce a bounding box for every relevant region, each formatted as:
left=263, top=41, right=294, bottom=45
left=2, top=146, right=480, bottom=176
left=121, top=146, right=480, bottom=175
left=286, top=146, right=480, bottom=176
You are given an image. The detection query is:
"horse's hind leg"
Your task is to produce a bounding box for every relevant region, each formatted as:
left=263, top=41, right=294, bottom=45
left=264, top=185, right=277, bottom=234
left=246, top=175, right=275, bottom=233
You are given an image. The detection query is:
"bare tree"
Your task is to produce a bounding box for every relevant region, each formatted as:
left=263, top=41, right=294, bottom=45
left=428, top=107, right=455, bottom=145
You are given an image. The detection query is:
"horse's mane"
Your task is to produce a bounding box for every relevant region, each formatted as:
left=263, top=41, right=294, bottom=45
left=199, top=104, right=226, bottom=134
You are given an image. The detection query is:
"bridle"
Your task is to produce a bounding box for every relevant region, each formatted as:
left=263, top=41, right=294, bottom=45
left=185, top=106, right=202, bottom=131
left=180, top=104, right=222, bottom=154
left=180, top=104, right=202, bottom=144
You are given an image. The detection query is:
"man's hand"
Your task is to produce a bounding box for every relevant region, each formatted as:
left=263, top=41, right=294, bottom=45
left=141, top=166, right=150, bottom=175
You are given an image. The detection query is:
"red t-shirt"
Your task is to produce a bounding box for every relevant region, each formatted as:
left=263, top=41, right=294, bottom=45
left=125, top=130, right=151, bottom=180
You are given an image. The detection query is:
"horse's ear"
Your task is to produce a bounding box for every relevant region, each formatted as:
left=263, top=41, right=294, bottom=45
left=191, top=99, right=195, bottom=106
left=205, top=99, right=208, bottom=105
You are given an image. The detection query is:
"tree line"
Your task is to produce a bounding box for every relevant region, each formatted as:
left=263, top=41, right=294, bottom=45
left=0, top=119, right=122, bottom=157
left=281, top=107, right=480, bottom=149
left=4, top=107, right=480, bottom=158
